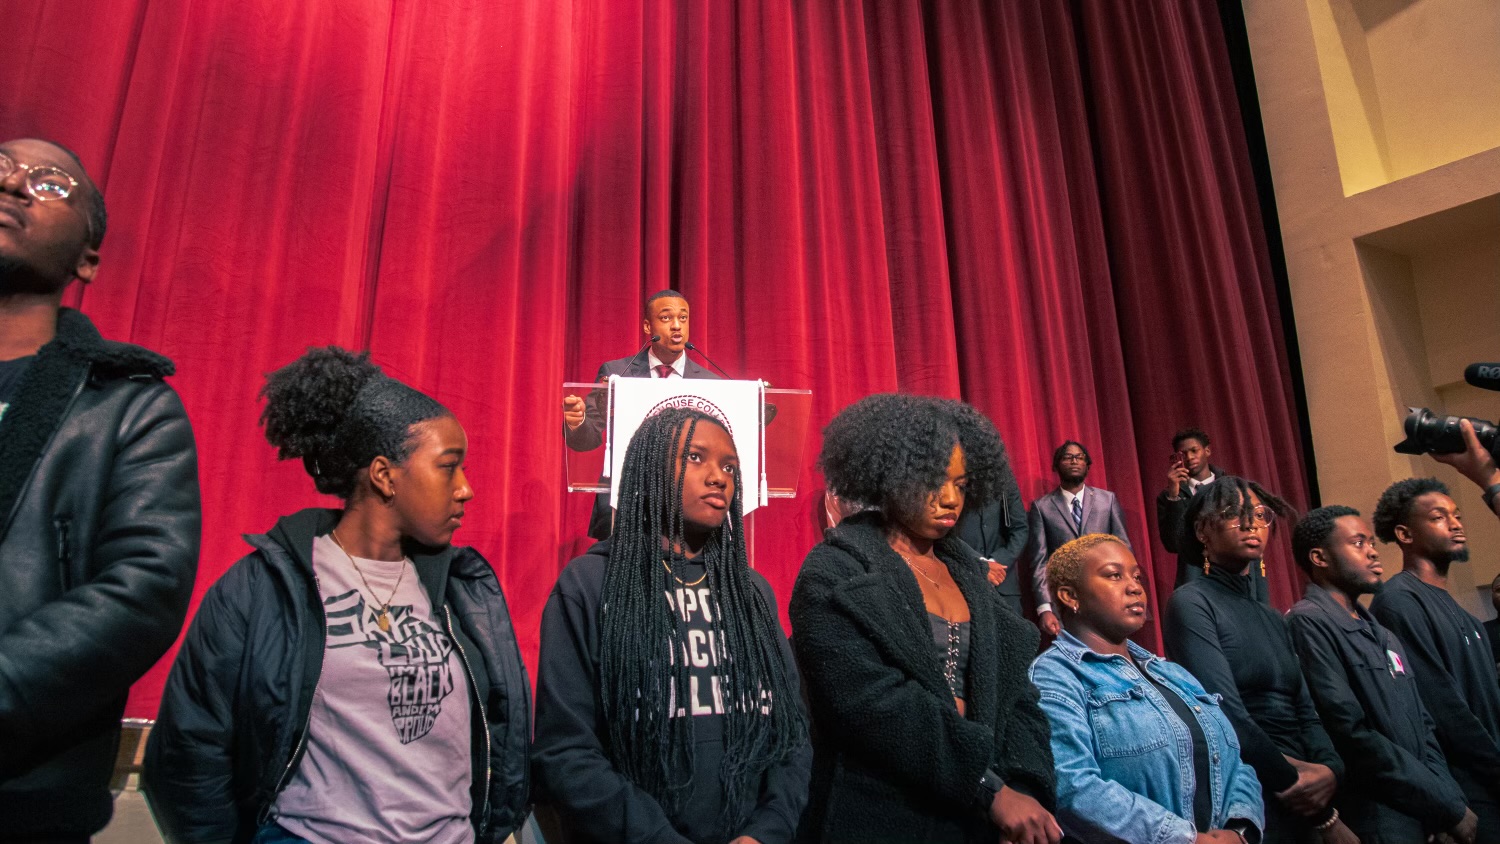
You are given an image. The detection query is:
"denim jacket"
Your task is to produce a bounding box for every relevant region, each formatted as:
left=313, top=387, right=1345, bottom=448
left=1030, top=631, right=1264, bottom=844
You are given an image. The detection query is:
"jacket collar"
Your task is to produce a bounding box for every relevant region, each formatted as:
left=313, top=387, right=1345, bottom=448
left=822, top=512, right=1007, bottom=726
left=250, top=507, right=468, bottom=607
left=1201, top=562, right=1258, bottom=598
left=0, top=308, right=174, bottom=542
left=1300, top=582, right=1375, bottom=633
left=1049, top=627, right=1159, bottom=666
left=622, top=353, right=709, bottom=379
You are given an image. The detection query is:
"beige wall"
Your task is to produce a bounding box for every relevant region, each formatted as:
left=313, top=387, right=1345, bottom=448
left=1243, top=0, right=1500, bottom=615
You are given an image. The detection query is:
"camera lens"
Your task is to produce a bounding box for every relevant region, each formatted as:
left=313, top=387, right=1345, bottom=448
left=1394, top=408, right=1500, bottom=456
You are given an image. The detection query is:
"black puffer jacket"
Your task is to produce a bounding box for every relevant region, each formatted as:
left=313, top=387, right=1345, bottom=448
left=0, top=308, right=201, bottom=839
left=789, top=513, right=1055, bottom=843
left=142, top=508, right=531, bottom=844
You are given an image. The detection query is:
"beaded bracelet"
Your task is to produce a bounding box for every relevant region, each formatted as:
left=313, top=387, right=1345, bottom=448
left=1313, top=807, right=1340, bottom=832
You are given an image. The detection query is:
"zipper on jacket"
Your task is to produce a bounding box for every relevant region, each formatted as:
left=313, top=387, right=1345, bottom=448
left=259, top=566, right=329, bottom=825
left=53, top=517, right=73, bottom=589
left=446, top=605, right=492, bottom=835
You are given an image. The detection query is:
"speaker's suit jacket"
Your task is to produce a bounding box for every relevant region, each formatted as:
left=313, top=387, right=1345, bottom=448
left=1025, top=485, right=1131, bottom=612
left=565, top=353, right=718, bottom=539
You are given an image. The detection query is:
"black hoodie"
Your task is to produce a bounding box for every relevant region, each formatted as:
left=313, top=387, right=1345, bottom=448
left=532, top=538, right=812, bottom=844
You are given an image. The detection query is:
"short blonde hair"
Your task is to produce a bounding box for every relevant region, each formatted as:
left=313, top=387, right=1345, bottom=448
left=1047, top=533, right=1129, bottom=610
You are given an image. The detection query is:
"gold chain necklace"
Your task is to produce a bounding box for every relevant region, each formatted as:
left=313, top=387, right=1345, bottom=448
left=662, top=559, right=708, bottom=587
left=898, top=551, right=944, bottom=590
left=331, top=529, right=408, bottom=632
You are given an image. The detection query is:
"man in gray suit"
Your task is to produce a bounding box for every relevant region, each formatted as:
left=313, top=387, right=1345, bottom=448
left=563, top=289, right=718, bottom=538
left=1025, top=440, right=1131, bottom=636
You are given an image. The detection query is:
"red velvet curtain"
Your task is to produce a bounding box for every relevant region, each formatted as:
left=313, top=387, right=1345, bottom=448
left=0, top=0, right=1308, bottom=718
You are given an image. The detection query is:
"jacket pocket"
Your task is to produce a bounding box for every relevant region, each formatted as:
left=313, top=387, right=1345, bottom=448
left=54, top=516, right=74, bottom=590
left=1087, top=687, right=1171, bottom=758
left=1193, top=692, right=1240, bottom=750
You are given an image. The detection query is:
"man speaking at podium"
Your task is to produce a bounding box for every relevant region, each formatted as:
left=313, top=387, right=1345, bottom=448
left=564, top=289, right=718, bottom=538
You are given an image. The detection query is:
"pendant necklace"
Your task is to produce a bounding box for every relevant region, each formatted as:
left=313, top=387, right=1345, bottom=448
left=332, top=529, right=407, bottom=632
left=662, top=558, right=708, bottom=587
left=898, top=551, right=943, bottom=590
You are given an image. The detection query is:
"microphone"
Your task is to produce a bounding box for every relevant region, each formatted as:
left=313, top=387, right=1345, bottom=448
left=1464, top=362, right=1500, bottom=392
left=628, top=335, right=661, bottom=372
left=685, top=342, right=733, bottom=379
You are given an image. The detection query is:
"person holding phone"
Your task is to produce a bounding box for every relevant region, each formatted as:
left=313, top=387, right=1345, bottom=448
left=1156, top=428, right=1268, bottom=601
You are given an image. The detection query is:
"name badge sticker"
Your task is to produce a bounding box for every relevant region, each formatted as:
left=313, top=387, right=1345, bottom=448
left=1386, top=649, right=1406, bottom=676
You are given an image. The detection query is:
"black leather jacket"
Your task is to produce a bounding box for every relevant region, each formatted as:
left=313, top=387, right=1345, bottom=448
left=0, top=308, right=201, bottom=838
left=143, top=508, right=532, bottom=844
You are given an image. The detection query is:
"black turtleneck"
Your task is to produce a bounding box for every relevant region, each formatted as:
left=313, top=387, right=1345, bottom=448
left=1164, top=565, right=1343, bottom=827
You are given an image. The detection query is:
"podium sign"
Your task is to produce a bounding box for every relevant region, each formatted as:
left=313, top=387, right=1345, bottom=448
left=607, top=377, right=766, bottom=513
left=563, top=381, right=812, bottom=512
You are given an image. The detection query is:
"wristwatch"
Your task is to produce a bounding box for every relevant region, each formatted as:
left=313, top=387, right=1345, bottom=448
left=1225, top=819, right=1259, bottom=843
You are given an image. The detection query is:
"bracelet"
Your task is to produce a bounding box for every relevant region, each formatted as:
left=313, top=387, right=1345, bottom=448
left=1482, top=481, right=1500, bottom=510
left=1313, top=808, right=1339, bottom=831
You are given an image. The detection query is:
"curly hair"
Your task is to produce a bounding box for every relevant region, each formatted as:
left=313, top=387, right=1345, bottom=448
left=1291, top=505, right=1361, bottom=574
left=259, top=346, right=451, bottom=499
left=1372, top=477, right=1451, bottom=543
left=1172, top=427, right=1210, bottom=451
left=1178, top=476, right=1295, bottom=566
left=818, top=393, right=1009, bottom=521
left=1046, top=533, right=1128, bottom=609
left=599, top=407, right=806, bottom=835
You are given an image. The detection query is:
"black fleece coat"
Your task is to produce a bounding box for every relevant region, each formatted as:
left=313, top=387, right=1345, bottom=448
left=789, top=513, right=1055, bottom=843
left=0, top=308, right=200, bottom=839
left=142, top=509, right=531, bottom=844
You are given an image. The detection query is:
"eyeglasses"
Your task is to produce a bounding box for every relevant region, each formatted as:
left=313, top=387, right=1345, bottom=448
left=0, top=151, right=81, bottom=202
left=1058, top=454, right=1088, bottom=463
left=1217, top=506, right=1275, bottom=528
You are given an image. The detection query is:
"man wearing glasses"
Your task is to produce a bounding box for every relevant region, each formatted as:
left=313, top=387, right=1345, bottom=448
left=0, top=139, right=200, bottom=841
left=1018, top=440, right=1131, bottom=636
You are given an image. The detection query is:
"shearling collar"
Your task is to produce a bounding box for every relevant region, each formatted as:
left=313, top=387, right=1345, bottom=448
left=0, top=308, right=175, bottom=539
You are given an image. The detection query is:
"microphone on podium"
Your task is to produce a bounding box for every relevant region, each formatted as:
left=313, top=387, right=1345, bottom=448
left=628, top=335, right=661, bottom=370
left=685, top=342, right=733, bottom=379
left=687, top=342, right=777, bottom=425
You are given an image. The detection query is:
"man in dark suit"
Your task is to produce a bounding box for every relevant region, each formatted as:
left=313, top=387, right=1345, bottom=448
left=1156, top=427, right=1232, bottom=580
left=952, top=458, right=1027, bottom=616
left=1025, top=440, right=1130, bottom=636
left=563, top=289, right=717, bottom=538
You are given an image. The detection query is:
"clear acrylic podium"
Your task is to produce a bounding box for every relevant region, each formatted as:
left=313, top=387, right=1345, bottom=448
left=562, top=380, right=812, bottom=563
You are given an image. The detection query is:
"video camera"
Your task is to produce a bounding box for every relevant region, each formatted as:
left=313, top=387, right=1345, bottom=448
left=1393, top=362, right=1500, bottom=457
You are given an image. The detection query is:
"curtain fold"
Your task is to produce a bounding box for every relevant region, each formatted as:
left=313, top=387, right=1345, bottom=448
left=0, top=0, right=1304, bottom=715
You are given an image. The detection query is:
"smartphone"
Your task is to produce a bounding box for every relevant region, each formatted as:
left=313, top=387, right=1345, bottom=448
left=1169, top=451, right=1186, bottom=470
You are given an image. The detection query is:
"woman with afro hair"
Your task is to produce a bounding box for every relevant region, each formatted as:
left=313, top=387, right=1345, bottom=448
left=789, top=393, right=1060, bottom=844
left=143, top=347, right=531, bottom=844
left=532, top=406, right=811, bottom=844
